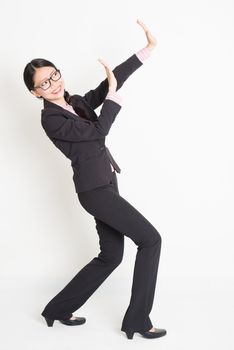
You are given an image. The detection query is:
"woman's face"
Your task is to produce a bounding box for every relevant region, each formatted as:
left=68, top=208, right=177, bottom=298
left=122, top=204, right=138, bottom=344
left=31, top=66, right=65, bottom=103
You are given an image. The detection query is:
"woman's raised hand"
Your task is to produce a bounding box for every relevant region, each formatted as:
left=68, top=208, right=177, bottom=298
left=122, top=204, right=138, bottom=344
left=98, top=58, right=117, bottom=92
left=97, top=19, right=156, bottom=92
left=136, top=19, right=157, bottom=51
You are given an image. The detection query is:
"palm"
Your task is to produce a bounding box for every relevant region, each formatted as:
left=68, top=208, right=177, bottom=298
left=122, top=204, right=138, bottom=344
left=136, top=19, right=157, bottom=49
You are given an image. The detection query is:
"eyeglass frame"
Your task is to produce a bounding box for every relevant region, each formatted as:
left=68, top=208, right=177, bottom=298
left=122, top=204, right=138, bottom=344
left=34, top=69, right=62, bottom=91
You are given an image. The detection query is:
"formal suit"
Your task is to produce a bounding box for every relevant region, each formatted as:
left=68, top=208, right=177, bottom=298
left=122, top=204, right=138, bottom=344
left=40, top=51, right=162, bottom=334
left=41, top=53, right=143, bottom=193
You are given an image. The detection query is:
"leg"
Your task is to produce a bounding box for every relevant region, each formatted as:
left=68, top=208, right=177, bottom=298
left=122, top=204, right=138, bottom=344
left=41, top=173, right=124, bottom=320
left=41, top=219, right=124, bottom=320
left=77, top=173, right=162, bottom=333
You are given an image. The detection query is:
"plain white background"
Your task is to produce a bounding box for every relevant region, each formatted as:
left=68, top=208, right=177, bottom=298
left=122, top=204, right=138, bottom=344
left=0, top=0, right=233, bottom=349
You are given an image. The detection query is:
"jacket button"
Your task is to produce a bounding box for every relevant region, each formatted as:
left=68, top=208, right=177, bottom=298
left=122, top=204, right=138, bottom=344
left=100, top=146, right=104, bottom=150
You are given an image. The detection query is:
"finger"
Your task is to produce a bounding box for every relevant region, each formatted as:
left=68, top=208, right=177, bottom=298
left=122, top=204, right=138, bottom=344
left=136, top=18, right=148, bottom=32
left=98, top=58, right=111, bottom=69
left=98, top=58, right=106, bottom=65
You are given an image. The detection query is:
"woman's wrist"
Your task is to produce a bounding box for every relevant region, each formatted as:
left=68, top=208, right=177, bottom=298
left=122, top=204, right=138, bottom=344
left=108, top=88, right=117, bottom=93
left=106, top=90, right=122, bottom=106
left=146, top=43, right=156, bottom=51
left=136, top=46, right=152, bottom=63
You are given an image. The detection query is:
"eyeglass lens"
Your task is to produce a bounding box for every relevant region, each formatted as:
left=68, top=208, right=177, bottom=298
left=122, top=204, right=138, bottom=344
left=40, top=70, right=61, bottom=90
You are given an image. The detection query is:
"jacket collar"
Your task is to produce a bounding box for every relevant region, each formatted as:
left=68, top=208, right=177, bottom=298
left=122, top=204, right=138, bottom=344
left=42, top=94, right=98, bottom=122
left=43, top=97, right=67, bottom=110
left=41, top=97, right=83, bottom=121
left=42, top=92, right=84, bottom=109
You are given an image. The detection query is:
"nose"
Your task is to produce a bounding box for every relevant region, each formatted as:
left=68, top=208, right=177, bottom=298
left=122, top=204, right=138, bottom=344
left=51, top=81, right=61, bottom=92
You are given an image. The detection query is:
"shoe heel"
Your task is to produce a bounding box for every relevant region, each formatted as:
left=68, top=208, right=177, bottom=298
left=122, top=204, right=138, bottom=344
left=44, top=317, right=55, bottom=327
left=126, top=331, right=134, bottom=339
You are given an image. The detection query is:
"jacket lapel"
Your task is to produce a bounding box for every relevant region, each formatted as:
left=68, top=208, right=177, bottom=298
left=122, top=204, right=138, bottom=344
left=42, top=95, right=98, bottom=122
left=42, top=98, right=80, bottom=120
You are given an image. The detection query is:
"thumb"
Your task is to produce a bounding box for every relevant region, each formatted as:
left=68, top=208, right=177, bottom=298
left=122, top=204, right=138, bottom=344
left=98, top=58, right=110, bottom=68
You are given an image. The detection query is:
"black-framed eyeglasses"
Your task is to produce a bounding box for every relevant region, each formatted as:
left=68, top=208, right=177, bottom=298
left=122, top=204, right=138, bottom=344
left=34, top=69, right=61, bottom=91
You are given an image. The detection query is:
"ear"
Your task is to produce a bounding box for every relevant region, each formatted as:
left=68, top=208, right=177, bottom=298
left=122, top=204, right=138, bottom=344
left=31, top=90, right=41, bottom=98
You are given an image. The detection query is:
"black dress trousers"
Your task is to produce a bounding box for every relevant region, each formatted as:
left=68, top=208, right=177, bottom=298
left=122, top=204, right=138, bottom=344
left=41, top=170, right=162, bottom=333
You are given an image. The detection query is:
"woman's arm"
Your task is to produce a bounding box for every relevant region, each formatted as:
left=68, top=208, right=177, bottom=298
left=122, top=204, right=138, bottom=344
left=83, top=19, right=157, bottom=110
left=41, top=98, right=121, bottom=142
left=82, top=53, right=144, bottom=109
left=41, top=59, right=122, bottom=142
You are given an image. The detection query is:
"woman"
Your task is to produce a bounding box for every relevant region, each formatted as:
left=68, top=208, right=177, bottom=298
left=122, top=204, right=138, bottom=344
left=23, top=19, right=166, bottom=340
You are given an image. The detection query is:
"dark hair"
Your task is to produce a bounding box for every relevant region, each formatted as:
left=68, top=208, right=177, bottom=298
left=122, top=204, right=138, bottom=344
left=23, top=58, right=71, bottom=103
left=23, top=58, right=97, bottom=122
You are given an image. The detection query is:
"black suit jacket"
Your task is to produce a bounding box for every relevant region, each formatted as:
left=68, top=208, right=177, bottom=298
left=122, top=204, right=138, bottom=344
left=41, top=53, right=143, bottom=193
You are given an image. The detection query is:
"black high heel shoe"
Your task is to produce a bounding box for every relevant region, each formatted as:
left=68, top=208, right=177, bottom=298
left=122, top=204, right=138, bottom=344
left=44, top=315, right=86, bottom=327
left=125, top=327, right=167, bottom=339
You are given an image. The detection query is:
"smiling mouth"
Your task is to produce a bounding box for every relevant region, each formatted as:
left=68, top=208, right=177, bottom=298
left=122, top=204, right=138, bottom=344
left=52, top=86, right=62, bottom=94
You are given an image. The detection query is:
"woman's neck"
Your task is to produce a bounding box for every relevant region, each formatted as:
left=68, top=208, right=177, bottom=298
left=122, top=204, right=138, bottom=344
left=51, top=96, right=68, bottom=107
